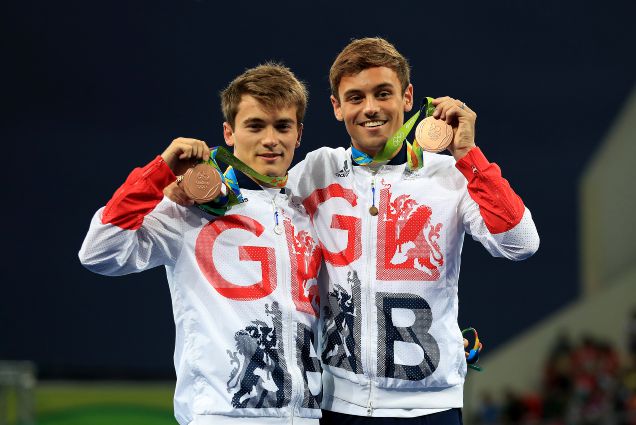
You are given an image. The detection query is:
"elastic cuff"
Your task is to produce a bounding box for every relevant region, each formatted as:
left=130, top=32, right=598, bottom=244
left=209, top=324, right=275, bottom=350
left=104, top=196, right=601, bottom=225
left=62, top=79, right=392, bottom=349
left=143, top=155, right=177, bottom=188
left=454, top=147, right=490, bottom=180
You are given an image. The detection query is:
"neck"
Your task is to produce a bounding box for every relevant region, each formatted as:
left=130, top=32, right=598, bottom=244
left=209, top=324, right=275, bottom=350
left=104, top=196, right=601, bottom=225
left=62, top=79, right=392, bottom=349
left=232, top=151, right=285, bottom=181
left=351, top=141, right=403, bottom=161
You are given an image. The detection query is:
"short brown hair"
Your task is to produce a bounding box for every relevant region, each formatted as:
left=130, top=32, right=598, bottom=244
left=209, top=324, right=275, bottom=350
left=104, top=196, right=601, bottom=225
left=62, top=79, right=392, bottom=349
left=329, top=37, right=411, bottom=100
left=221, top=62, right=308, bottom=128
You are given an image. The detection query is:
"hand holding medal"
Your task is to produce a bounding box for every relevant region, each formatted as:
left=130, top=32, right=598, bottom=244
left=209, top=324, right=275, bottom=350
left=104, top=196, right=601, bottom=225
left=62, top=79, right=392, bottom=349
left=423, top=96, right=477, bottom=160
left=161, top=137, right=212, bottom=177
left=161, top=138, right=225, bottom=205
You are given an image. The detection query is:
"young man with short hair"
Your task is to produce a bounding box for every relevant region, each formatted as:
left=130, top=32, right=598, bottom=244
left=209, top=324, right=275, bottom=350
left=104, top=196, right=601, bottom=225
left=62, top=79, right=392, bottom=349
left=287, top=37, right=539, bottom=424
left=79, top=63, right=323, bottom=425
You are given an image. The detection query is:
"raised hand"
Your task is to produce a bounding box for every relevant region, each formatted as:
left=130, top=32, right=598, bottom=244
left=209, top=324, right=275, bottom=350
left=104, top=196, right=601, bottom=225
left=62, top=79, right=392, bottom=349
left=431, top=97, right=477, bottom=160
left=160, top=137, right=211, bottom=176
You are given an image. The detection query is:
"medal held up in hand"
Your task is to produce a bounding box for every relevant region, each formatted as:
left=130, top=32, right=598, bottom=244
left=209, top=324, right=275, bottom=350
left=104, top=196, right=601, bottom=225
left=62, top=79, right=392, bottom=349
left=414, top=116, right=453, bottom=153
left=178, top=163, right=223, bottom=204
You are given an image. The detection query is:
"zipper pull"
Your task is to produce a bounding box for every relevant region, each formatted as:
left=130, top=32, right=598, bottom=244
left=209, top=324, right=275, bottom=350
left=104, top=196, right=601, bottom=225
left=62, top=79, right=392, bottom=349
left=273, top=209, right=282, bottom=235
left=367, top=401, right=373, bottom=416
left=369, top=175, right=378, bottom=216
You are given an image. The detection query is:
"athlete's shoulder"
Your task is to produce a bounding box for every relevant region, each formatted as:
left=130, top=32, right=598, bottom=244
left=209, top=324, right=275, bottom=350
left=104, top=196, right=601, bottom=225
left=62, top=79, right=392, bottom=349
left=288, top=146, right=349, bottom=197
left=304, top=146, right=348, bottom=163
left=290, top=146, right=347, bottom=179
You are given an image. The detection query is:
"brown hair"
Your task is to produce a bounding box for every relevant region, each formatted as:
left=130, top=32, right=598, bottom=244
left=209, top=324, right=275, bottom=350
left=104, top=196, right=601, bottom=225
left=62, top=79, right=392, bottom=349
left=329, top=37, right=411, bottom=100
left=221, top=62, right=308, bottom=128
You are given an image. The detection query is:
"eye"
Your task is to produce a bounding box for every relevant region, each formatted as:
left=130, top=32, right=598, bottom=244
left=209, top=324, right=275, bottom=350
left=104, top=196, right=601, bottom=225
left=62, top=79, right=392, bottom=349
left=346, top=94, right=363, bottom=104
left=377, top=90, right=392, bottom=99
left=246, top=123, right=264, bottom=131
left=276, top=123, right=293, bottom=132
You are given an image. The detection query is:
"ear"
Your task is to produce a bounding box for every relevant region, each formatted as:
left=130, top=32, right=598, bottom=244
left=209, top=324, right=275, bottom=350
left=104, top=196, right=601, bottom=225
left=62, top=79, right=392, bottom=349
left=403, top=83, right=414, bottom=113
left=296, top=123, right=304, bottom=147
left=331, top=95, right=344, bottom=121
left=223, top=122, right=234, bottom=147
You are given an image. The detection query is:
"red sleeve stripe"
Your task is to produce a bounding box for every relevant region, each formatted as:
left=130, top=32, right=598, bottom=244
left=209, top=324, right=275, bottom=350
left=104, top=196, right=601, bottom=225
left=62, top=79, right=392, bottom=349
left=101, top=156, right=176, bottom=230
left=455, top=147, right=525, bottom=234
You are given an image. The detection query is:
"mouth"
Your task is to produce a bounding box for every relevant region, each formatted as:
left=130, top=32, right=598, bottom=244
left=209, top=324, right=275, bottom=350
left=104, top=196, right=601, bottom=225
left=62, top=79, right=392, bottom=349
left=258, top=153, right=283, bottom=162
left=358, top=119, right=388, bottom=128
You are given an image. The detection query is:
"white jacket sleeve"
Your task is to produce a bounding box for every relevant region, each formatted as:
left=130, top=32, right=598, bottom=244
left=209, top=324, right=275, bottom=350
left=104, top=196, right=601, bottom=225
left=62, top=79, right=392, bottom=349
left=79, top=200, right=185, bottom=275
left=78, top=156, right=186, bottom=275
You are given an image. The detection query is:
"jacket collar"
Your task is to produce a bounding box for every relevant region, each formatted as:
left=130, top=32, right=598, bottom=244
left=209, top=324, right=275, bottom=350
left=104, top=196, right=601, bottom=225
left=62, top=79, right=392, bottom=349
left=234, top=168, right=285, bottom=193
left=350, top=142, right=407, bottom=167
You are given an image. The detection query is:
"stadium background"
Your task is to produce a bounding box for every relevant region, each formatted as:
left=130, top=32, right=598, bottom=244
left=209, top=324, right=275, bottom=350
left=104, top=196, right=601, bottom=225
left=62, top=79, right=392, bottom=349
left=2, top=0, right=635, bottom=423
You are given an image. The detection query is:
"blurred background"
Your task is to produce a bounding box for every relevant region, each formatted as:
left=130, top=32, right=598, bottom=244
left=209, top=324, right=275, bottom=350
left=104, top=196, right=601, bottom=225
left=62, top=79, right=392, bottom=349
left=2, top=0, right=635, bottom=423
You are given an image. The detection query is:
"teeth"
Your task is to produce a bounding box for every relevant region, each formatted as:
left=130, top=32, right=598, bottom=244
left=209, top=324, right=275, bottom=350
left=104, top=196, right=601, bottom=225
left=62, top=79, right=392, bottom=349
left=363, top=120, right=385, bottom=127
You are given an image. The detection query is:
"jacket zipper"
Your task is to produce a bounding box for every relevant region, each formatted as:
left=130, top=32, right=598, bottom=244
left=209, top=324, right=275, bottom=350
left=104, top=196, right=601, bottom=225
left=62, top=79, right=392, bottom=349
left=365, top=169, right=378, bottom=416
left=269, top=192, right=301, bottom=420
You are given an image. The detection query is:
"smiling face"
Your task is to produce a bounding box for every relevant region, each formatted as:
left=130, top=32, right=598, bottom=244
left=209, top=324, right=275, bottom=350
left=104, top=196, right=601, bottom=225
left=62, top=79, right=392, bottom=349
left=331, top=66, right=413, bottom=156
left=223, top=95, right=301, bottom=179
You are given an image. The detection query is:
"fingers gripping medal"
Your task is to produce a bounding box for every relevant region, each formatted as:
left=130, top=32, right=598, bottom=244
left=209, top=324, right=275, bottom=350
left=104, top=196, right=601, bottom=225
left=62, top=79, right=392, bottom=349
left=178, top=163, right=224, bottom=204
left=414, top=101, right=454, bottom=153
left=415, top=117, right=453, bottom=152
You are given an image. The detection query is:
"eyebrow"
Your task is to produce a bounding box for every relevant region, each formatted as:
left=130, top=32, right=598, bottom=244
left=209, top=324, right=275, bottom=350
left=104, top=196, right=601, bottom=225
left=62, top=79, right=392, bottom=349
left=242, top=117, right=296, bottom=126
left=342, top=83, right=396, bottom=98
left=274, top=118, right=296, bottom=125
left=242, top=117, right=266, bottom=125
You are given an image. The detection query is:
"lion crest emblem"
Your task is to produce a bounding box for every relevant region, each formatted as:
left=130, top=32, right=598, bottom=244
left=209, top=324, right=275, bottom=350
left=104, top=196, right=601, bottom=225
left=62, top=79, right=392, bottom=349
left=226, top=302, right=290, bottom=408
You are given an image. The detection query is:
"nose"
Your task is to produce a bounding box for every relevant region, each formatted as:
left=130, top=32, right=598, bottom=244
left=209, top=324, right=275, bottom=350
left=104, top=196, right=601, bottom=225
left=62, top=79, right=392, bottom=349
left=261, top=126, right=279, bottom=148
left=363, top=96, right=380, bottom=117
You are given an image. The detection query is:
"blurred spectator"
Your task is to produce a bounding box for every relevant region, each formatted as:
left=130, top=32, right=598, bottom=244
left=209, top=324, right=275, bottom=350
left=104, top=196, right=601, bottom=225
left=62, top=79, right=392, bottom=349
left=619, top=354, right=636, bottom=425
left=474, top=310, right=636, bottom=424
left=520, top=392, right=542, bottom=423
left=501, top=388, right=524, bottom=425
left=475, top=391, right=500, bottom=425
left=543, top=331, right=573, bottom=420
left=628, top=309, right=636, bottom=353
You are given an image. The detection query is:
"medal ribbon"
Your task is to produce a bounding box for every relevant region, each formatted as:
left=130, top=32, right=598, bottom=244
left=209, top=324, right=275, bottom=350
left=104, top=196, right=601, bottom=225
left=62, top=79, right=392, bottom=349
left=351, top=97, right=436, bottom=170
left=195, top=146, right=288, bottom=216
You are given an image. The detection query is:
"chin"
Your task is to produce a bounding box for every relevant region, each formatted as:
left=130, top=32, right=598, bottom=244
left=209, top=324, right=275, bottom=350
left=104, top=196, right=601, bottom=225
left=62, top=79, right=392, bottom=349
left=358, top=141, right=386, bottom=153
left=262, top=167, right=284, bottom=178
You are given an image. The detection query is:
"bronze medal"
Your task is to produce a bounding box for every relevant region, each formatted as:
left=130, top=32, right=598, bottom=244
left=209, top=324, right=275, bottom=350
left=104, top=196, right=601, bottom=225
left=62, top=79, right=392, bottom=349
left=414, top=116, right=453, bottom=153
left=369, top=206, right=378, bottom=216
left=179, top=163, right=223, bottom=204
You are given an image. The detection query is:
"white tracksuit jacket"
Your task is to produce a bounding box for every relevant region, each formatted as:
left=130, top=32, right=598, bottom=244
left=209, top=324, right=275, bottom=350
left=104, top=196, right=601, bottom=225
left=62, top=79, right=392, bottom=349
left=286, top=145, right=539, bottom=417
left=79, top=156, right=323, bottom=425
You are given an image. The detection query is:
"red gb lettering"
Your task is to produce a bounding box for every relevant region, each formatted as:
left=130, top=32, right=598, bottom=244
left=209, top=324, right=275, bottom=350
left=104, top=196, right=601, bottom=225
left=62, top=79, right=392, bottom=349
left=284, top=218, right=321, bottom=316
left=303, top=184, right=361, bottom=266
left=195, top=215, right=276, bottom=300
